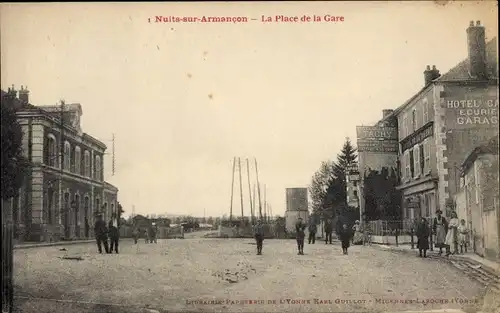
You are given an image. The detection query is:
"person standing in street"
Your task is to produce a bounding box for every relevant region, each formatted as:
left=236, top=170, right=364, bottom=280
left=433, top=209, right=448, bottom=255
left=108, top=213, right=120, bottom=254
left=253, top=219, right=265, bottom=255
left=132, top=226, right=139, bottom=244
left=324, top=218, right=333, bottom=244
left=295, top=217, right=306, bottom=255
left=416, top=217, right=430, bottom=258
left=308, top=222, right=317, bottom=244
left=94, top=213, right=109, bottom=254
left=445, top=211, right=459, bottom=256
left=458, top=219, right=469, bottom=254
left=339, top=224, right=351, bottom=255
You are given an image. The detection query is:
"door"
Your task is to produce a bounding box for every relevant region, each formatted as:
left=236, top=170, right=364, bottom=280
left=64, top=193, right=70, bottom=239
left=74, top=195, right=80, bottom=238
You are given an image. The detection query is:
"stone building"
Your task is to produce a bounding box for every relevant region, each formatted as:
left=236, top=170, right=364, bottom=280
left=1, top=86, right=119, bottom=242
left=457, top=137, right=499, bottom=261
left=284, top=188, right=309, bottom=233
left=380, top=21, right=498, bottom=221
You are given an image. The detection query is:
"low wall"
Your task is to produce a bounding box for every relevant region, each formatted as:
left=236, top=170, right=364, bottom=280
left=218, top=225, right=276, bottom=238
left=371, top=235, right=413, bottom=245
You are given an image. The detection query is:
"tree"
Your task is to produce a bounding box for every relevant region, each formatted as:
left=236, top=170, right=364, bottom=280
left=1, top=90, right=30, bottom=201
left=363, top=167, right=401, bottom=221
left=207, top=216, right=214, bottom=225
left=309, top=161, right=335, bottom=220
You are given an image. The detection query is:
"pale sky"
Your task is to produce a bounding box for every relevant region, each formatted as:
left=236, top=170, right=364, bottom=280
left=1, top=1, right=498, bottom=218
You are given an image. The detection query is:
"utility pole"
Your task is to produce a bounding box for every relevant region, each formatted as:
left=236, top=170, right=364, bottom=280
left=252, top=184, right=256, bottom=222
left=238, top=158, right=244, bottom=222
left=263, top=184, right=267, bottom=221
left=229, top=157, right=236, bottom=224
left=254, top=158, right=263, bottom=220
left=112, top=133, right=116, bottom=176
left=58, top=100, right=65, bottom=235
left=246, top=159, right=254, bottom=225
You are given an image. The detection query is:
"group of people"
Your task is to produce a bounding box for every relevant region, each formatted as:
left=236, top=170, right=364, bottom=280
left=416, top=210, right=469, bottom=258
left=93, top=213, right=120, bottom=254
left=131, top=223, right=158, bottom=244
left=252, top=217, right=354, bottom=256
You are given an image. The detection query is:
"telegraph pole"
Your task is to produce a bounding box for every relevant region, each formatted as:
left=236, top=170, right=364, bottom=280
left=229, top=157, right=236, bottom=224
left=246, top=159, right=254, bottom=225
left=112, top=133, right=116, bottom=176
left=238, top=158, right=244, bottom=221
left=254, top=158, right=263, bottom=220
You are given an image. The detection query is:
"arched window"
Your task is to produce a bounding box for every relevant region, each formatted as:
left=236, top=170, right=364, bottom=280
left=74, top=146, right=81, bottom=174
left=46, top=134, right=57, bottom=167
left=84, top=151, right=91, bottom=177
left=104, top=202, right=108, bottom=221
left=64, top=141, right=71, bottom=170
left=95, top=155, right=102, bottom=181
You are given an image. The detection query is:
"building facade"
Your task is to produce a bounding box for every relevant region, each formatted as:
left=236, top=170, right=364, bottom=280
left=2, top=86, right=118, bottom=242
left=284, top=188, right=309, bottom=233
left=457, top=138, right=499, bottom=261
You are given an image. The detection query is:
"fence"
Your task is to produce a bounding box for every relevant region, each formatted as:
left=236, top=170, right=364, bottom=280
left=367, top=219, right=417, bottom=236
left=2, top=221, right=14, bottom=313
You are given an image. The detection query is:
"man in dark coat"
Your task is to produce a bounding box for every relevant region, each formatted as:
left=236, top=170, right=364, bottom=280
left=94, top=214, right=109, bottom=254
left=339, top=223, right=351, bottom=255
left=108, top=213, right=120, bottom=254
left=295, top=217, right=306, bottom=255
left=253, top=219, right=265, bottom=255
left=416, top=217, right=430, bottom=258
left=324, top=218, right=334, bottom=244
left=308, top=222, right=317, bottom=244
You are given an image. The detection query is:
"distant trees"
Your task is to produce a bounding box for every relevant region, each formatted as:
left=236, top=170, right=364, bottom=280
left=363, top=167, right=401, bottom=221
left=309, top=138, right=358, bottom=223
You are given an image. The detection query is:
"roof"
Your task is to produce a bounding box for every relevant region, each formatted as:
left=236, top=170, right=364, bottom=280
left=378, top=37, right=498, bottom=123
left=461, top=136, right=499, bottom=174
left=437, top=37, right=498, bottom=82
left=104, top=181, right=119, bottom=192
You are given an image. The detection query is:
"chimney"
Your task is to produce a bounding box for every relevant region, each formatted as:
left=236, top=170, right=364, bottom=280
left=19, top=85, right=29, bottom=103
left=430, top=65, right=441, bottom=80
left=424, top=65, right=433, bottom=86
left=467, top=20, right=487, bottom=79
left=382, top=109, right=394, bottom=119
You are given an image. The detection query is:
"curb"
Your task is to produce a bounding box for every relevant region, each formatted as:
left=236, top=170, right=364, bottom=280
left=14, top=240, right=95, bottom=250
left=374, top=244, right=500, bottom=277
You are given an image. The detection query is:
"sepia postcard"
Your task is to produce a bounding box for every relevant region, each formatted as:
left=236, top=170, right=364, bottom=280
left=1, top=1, right=499, bottom=313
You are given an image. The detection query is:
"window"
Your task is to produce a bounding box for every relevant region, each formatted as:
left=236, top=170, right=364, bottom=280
left=95, top=198, right=100, bottom=215
left=423, top=139, right=431, bottom=174
left=404, top=151, right=411, bottom=181
left=414, top=145, right=421, bottom=177
left=402, top=115, right=409, bottom=138
left=353, top=190, right=358, bottom=199
left=74, top=146, right=81, bottom=174
left=412, top=108, right=418, bottom=132
left=409, top=149, right=415, bottom=178
left=84, top=151, right=91, bottom=177
left=474, top=162, right=480, bottom=204
left=104, top=203, right=108, bottom=222
left=64, top=141, right=71, bottom=170
left=419, top=143, right=425, bottom=174
left=46, top=134, right=57, bottom=167
left=353, top=181, right=357, bottom=187
left=422, top=98, right=429, bottom=124
left=95, top=155, right=102, bottom=181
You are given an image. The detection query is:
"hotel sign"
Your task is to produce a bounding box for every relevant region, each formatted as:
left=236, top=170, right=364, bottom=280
left=400, top=122, right=434, bottom=152
left=356, top=126, right=398, bottom=153
left=445, top=96, right=499, bottom=129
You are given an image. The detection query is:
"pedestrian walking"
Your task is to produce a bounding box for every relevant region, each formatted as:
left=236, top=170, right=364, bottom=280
left=94, top=213, right=110, bottom=254
left=308, top=222, right=317, bottom=244
left=458, top=219, right=469, bottom=254
left=339, top=224, right=351, bottom=255
left=352, top=220, right=363, bottom=245
left=416, top=217, right=430, bottom=258
left=108, top=213, right=120, bottom=254
left=144, top=229, right=149, bottom=243
left=324, top=218, right=333, bottom=244
left=253, top=219, right=265, bottom=255
left=132, top=227, right=139, bottom=244
left=149, top=223, right=158, bottom=244
left=295, top=217, right=306, bottom=255
left=433, top=209, right=448, bottom=255
left=445, top=211, right=459, bottom=256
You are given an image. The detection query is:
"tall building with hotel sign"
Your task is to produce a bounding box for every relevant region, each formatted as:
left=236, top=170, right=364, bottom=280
left=384, top=21, right=498, bottom=221
left=1, top=86, right=119, bottom=243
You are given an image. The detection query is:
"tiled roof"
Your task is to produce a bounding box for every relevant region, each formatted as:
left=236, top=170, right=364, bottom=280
left=437, top=37, right=498, bottom=81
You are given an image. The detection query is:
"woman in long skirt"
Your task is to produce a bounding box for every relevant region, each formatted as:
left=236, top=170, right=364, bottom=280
left=433, top=209, right=448, bottom=255
left=445, top=211, right=459, bottom=256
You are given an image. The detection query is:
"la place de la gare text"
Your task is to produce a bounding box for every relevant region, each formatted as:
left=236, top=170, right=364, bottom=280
left=152, top=15, right=344, bottom=24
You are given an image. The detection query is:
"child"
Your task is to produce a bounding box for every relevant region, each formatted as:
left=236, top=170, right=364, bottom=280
left=458, top=219, right=469, bottom=254
left=339, top=224, right=351, bottom=255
